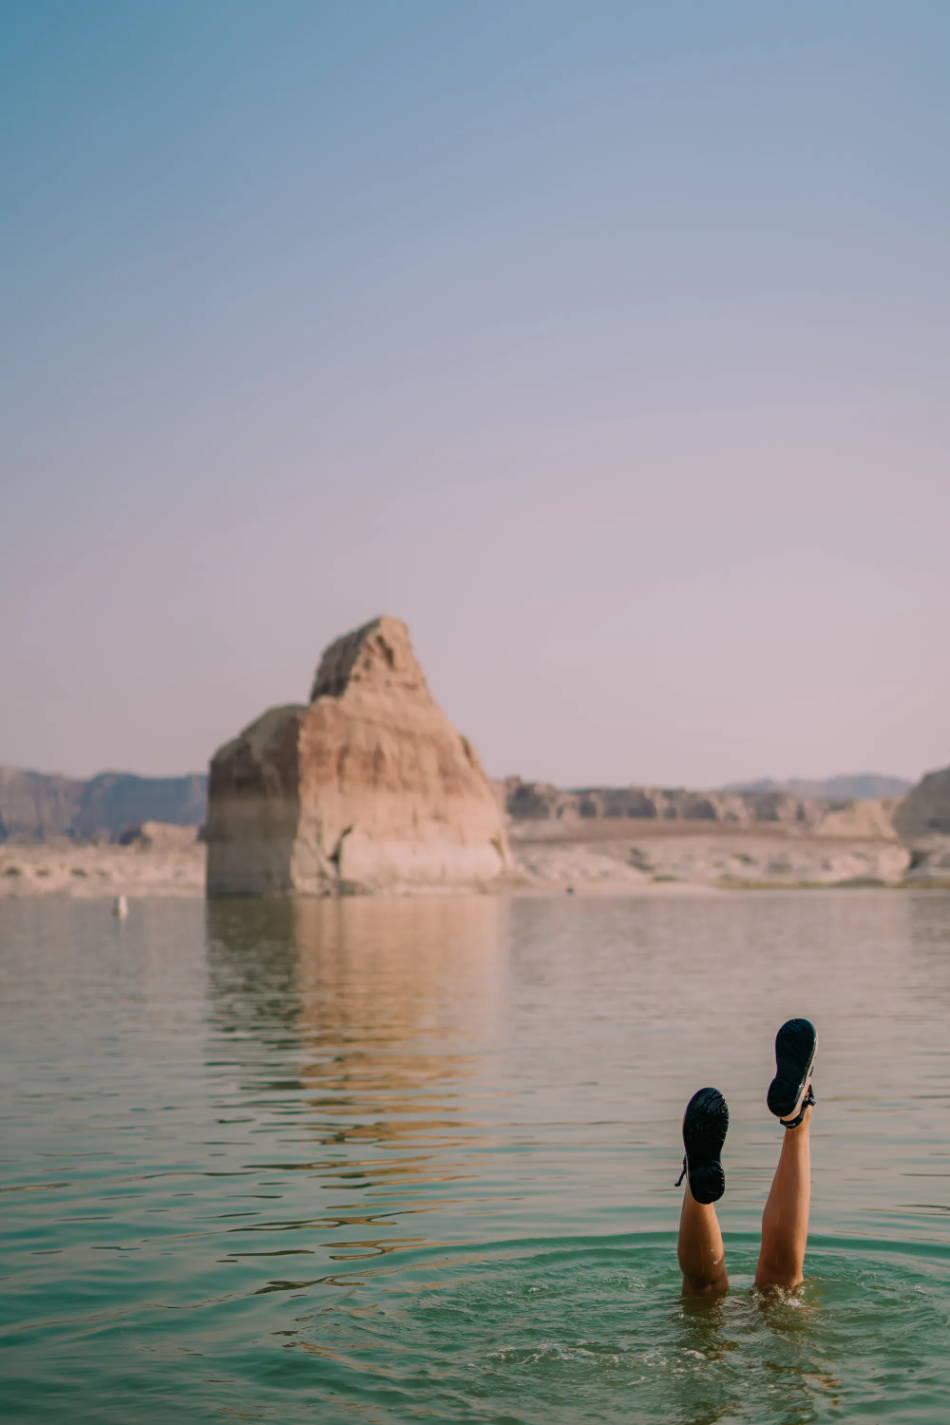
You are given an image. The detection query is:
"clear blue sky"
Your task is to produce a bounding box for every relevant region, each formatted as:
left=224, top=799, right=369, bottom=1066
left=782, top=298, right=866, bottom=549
left=3, top=1, right=948, bottom=786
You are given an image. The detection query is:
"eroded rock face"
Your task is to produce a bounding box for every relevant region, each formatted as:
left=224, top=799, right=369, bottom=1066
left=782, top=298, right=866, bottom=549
left=894, top=766, right=950, bottom=842
left=206, top=618, right=509, bottom=895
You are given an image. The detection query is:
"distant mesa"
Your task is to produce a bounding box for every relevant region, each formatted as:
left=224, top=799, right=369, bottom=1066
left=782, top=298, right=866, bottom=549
left=0, top=766, right=206, bottom=843
left=498, top=777, right=901, bottom=838
left=720, top=774, right=912, bottom=800
left=205, top=616, right=510, bottom=896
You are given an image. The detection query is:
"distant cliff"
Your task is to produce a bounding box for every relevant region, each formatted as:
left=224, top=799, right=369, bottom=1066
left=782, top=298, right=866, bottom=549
left=891, top=765, right=950, bottom=883
left=499, top=777, right=900, bottom=839
left=894, top=765, right=950, bottom=841
left=0, top=766, right=207, bottom=842
left=721, top=774, right=911, bottom=800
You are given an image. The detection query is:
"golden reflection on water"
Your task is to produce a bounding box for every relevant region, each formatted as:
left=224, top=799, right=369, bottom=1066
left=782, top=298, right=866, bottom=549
left=205, top=895, right=510, bottom=1257
left=290, top=894, right=508, bottom=1106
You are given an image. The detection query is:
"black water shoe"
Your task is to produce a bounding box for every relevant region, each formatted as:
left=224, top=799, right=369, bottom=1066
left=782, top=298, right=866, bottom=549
left=767, top=1017, right=817, bottom=1127
left=674, top=1087, right=728, bottom=1203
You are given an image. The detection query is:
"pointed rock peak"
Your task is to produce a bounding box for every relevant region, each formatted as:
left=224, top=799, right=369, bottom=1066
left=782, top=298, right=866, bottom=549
left=309, top=616, right=431, bottom=702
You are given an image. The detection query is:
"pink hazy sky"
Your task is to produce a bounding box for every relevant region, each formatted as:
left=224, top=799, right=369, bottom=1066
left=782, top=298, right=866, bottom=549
left=3, top=2, right=948, bottom=787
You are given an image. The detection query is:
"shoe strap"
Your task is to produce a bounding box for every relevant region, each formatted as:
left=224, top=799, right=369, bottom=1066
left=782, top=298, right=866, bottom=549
left=781, top=1085, right=815, bottom=1129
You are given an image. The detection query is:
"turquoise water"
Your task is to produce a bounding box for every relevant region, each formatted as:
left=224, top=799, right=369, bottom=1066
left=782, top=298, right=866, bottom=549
left=1, top=892, right=949, bottom=1423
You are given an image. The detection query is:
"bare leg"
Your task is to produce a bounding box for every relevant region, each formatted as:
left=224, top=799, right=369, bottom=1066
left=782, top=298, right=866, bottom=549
left=755, top=1105, right=811, bottom=1289
left=678, top=1190, right=729, bottom=1296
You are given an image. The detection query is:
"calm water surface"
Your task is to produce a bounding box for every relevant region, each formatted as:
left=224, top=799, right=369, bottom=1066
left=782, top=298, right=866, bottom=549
left=2, top=892, right=949, bottom=1423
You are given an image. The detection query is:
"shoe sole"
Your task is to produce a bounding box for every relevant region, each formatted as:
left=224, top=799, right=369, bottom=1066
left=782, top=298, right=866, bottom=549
left=767, top=1017, right=817, bottom=1120
left=682, top=1087, right=728, bottom=1204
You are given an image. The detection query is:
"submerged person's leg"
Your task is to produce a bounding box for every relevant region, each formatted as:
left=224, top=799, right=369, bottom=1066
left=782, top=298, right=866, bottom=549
left=755, top=1105, right=811, bottom=1288
left=678, top=1190, right=729, bottom=1296
left=755, top=1018, right=817, bottom=1290
left=675, top=1087, right=730, bottom=1296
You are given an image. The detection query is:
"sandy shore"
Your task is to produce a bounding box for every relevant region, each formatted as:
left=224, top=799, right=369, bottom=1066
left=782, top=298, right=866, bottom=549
left=0, top=841, right=205, bottom=899
left=0, top=819, right=940, bottom=898
left=508, top=818, right=912, bottom=891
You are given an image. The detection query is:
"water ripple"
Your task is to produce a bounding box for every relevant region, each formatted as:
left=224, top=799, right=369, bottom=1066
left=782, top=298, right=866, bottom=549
left=1, top=893, right=950, bottom=1422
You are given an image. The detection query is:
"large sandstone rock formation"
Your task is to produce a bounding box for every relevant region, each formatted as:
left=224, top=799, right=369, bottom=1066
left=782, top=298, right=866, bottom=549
left=206, top=617, right=510, bottom=895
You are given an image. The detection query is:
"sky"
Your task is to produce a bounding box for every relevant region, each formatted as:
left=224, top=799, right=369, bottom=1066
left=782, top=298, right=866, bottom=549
left=3, top=0, right=949, bottom=789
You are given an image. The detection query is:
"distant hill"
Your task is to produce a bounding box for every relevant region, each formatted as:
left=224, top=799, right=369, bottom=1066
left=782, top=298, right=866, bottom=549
left=0, top=766, right=207, bottom=842
left=720, top=774, right=911, bottom=800
left=499, top=776, right=899, bottom=840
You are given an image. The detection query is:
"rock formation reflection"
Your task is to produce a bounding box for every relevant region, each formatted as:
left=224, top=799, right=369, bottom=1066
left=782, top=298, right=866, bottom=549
left=204, top=896, right=509, bottom=1260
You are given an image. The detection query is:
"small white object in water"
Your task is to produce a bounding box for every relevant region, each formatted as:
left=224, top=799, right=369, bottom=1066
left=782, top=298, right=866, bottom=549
left=113, top=895, right=129, bottom=919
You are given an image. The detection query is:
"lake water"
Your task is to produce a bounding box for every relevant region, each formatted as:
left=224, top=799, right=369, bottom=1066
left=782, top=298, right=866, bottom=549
left=2, top=891, right=949, bottom=1423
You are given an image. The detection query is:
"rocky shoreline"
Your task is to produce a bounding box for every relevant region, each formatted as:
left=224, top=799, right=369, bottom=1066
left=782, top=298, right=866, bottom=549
left=3, top=820, right=948, bottom=899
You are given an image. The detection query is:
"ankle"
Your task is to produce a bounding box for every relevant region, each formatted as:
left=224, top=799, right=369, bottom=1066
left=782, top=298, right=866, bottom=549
left=781, top=1103, right=811, bottom=1134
